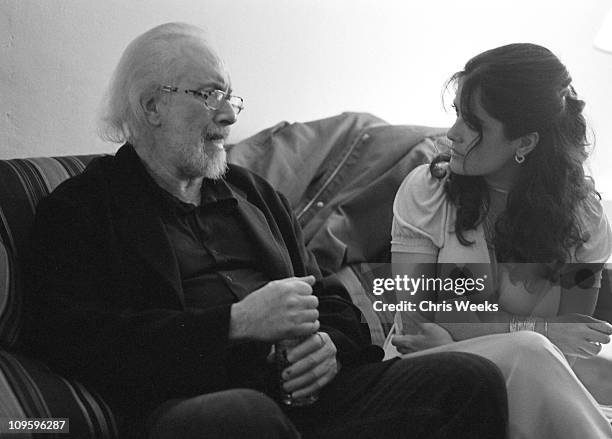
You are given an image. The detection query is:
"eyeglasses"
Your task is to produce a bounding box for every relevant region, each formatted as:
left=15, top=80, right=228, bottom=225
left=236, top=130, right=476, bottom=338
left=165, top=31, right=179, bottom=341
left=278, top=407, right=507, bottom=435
left=160, top=85, right=245, bottom=114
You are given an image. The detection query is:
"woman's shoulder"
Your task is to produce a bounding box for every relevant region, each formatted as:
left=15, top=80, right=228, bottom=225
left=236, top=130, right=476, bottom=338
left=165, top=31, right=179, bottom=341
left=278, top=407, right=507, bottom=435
left=393, top=162, right=451, bottom=247
left=574, top=193, right=612, bottom=263
left=394, top=163, right=449, bottom=217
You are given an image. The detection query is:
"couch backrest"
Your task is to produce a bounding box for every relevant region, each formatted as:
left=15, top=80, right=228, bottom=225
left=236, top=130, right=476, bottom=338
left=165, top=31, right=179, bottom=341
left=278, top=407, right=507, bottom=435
left=0, top=156, right=102, bottom=347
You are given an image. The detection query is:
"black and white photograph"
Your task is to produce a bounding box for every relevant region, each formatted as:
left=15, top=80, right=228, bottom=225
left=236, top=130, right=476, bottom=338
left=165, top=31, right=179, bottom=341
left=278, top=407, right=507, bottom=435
left=1, top=1, right=612, bottom=438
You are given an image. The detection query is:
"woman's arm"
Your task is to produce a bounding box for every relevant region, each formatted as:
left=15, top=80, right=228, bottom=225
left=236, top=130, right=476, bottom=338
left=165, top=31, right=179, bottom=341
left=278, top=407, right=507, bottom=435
left=392, top=251, right=612, bottom=357
left=391, top=251, right=524, bottom=353
left=391, top=251, right=455, bottom=351
left=391, top=251, right=538, bottom=338
left=391, top=251, right=437, bottom=328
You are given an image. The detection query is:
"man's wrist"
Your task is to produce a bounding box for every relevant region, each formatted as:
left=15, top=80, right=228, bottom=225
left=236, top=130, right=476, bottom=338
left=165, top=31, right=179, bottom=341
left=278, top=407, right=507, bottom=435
left=229, top=303, right=247, bottom=340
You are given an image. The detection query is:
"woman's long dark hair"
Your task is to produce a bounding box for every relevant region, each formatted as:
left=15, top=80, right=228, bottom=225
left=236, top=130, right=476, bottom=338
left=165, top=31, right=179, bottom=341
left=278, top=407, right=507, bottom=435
left=432, top=43, right=595, bottom=263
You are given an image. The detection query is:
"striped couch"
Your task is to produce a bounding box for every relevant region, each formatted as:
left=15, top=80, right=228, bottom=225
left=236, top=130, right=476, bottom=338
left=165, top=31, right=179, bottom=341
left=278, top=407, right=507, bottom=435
left=1, top=114, right=611, bottom=438
left=0, top=156, right=119, bottom=438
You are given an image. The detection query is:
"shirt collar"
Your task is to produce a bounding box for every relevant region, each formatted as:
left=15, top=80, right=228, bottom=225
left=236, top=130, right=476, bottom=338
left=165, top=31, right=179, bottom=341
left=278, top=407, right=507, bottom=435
left=126, top=144, right=237, bottom=214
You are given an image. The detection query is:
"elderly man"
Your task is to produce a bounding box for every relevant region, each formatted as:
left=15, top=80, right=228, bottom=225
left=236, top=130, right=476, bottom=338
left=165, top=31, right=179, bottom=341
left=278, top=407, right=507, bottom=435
left=24, top=23, right=508, bottom=439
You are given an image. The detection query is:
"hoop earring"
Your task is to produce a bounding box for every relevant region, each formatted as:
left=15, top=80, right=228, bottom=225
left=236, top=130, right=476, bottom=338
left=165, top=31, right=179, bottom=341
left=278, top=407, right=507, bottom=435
left=514, top=151, right=525, bottom=164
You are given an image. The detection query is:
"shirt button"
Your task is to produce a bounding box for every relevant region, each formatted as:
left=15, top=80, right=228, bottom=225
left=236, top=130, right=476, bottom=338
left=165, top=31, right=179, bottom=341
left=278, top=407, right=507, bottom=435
left=315, top=201, right=324, bottom=208
left=226, top=275, right=233, bottom=282
left=362, top=133, right=370, bottom=142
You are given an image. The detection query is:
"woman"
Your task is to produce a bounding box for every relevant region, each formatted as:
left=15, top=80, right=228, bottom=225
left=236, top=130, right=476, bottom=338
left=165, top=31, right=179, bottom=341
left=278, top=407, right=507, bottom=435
left=388, top=43, right=612, bottom=438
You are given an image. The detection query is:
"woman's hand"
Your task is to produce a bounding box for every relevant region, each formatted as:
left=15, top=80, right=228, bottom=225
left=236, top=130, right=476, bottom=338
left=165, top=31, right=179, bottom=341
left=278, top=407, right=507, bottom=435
left=391, top=322, right=454, bottom=354
left=546, top=313, right=612, bottom=358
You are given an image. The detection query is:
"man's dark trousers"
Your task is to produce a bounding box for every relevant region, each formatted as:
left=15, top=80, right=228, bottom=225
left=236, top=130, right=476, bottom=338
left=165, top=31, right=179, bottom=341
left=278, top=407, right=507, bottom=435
left=147, top=352, right=508, bottom=439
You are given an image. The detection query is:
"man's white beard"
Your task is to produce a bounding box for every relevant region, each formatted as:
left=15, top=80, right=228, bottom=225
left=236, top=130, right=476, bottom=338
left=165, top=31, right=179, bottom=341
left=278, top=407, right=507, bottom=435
left=202, top=146, right=228, bottom=180
left=178, top=140, right=228, bottom=180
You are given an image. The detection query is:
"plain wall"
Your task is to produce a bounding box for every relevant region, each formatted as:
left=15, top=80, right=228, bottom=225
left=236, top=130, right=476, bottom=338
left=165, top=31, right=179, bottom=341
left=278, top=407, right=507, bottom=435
left=1, top=0, right=611, bottom=195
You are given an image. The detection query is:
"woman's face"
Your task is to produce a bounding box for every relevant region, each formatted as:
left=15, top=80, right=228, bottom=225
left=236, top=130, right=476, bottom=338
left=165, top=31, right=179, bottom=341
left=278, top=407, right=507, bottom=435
left=447, top=81, right=521, bottom=186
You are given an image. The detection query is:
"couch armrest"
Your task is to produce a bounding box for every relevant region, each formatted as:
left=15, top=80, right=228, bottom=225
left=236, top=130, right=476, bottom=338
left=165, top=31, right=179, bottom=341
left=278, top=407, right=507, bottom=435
left=0, top=349, right=118, bottom=438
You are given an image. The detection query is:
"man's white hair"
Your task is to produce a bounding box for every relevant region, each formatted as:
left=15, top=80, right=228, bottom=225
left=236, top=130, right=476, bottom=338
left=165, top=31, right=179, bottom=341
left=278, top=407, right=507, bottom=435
left=98, top=22, right=209, bottom=144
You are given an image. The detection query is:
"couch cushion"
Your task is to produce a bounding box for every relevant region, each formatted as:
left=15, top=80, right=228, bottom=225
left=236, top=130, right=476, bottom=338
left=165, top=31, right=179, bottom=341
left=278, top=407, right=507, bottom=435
left=0, top=349, right=118, bottom=438
left=0, top=241, right=20, bottom=350
left=0, top=156, right=100, bottom=347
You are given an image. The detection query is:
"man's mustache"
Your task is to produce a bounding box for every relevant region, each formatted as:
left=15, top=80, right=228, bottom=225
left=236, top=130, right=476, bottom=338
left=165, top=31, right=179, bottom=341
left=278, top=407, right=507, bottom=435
left=204, top=129, right=230, bottom=141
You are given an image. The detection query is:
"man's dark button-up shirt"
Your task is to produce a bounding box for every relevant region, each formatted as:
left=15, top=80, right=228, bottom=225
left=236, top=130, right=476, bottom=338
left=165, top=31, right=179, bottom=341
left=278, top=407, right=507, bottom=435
left=151, top=176, right=271, bottom=309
